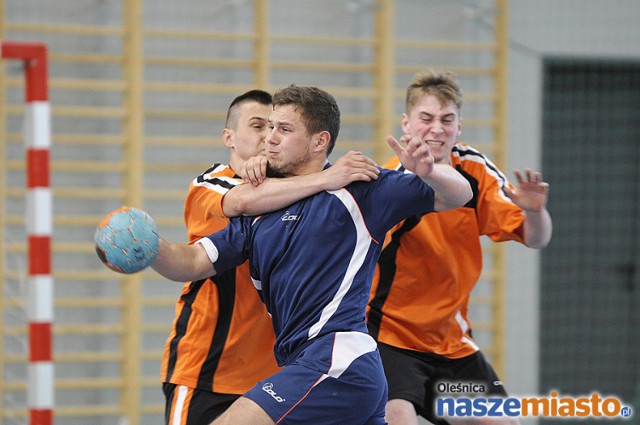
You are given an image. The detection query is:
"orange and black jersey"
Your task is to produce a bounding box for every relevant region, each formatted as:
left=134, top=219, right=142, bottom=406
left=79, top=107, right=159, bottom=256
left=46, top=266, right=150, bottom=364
left=161, top=164, right=280, bottom=394
left=367, top=143, right=526, bottom=359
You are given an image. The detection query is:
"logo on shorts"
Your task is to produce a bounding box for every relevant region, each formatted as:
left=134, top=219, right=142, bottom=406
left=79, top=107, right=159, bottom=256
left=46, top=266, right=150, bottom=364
left=262, top=382, right=286, bottom=402
left=281, top=211, right=300, bottom=222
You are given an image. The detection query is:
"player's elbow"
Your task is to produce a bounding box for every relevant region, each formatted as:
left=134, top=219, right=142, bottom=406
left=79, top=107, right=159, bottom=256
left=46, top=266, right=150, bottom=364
left=451, top=178, right=473, bottom=209
left=436, top=181, right=472, bottom=212
left=525, top=233, right=552, bottom=249
left=221, top=188, right=251, bottom=218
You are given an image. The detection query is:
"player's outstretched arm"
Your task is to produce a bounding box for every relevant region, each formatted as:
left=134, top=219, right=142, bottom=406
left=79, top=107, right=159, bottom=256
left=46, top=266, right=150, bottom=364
left=222, top=150, right=380, bottom=217
left=95, top=207, right=216, bottom=281
left=504, top=168, right=552, bottom=249
left=388, top=135, right=472, bottom=211
left=151, top=238, right=216, bottom=282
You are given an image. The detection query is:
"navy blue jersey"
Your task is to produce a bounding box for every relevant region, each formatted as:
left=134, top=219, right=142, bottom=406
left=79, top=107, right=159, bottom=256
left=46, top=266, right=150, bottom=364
left=198, top=168, right=435, bottom=365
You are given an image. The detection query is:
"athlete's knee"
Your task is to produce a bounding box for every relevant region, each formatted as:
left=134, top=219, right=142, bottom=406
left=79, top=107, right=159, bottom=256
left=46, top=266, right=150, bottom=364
left=385, top=398, right=419, bottom=425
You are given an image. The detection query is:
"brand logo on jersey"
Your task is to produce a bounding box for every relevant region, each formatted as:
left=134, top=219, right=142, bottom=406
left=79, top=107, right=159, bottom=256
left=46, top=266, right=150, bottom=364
left=262, top=382, right=286, bottom=402
left=281, top=211, right=300, bottom=222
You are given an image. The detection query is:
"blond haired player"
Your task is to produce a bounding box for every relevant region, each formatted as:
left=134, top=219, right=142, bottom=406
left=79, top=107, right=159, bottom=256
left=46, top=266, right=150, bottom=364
left=367, top=70, right=552, bottom=425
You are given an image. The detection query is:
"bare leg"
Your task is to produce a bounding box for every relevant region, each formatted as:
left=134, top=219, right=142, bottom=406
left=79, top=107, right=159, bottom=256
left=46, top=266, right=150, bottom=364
left=386, top=399, right=419, bottom=425
left=210, top=396, right=275, bottom=425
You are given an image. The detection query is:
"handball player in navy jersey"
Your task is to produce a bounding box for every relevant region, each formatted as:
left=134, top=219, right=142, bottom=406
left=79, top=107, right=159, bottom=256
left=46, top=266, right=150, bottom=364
left=148, top=84, right=472, bottom=425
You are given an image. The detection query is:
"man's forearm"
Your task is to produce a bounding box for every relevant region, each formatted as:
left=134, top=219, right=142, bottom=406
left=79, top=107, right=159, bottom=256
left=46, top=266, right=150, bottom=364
left=151, top=238, right=215, bottom=282
left=523, top=208, right=553, bottom=249
left=222, top=174, right=327, bottom=217
left=223, top=151, right=380, bottom=217
left=423, top=163, right=472, bottom=211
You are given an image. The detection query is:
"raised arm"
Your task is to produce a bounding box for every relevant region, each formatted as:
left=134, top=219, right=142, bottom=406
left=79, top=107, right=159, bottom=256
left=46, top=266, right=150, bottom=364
left=222, top=150, right=380, bottom=217
left=387, top=134, right=472, bottom=211
left=151, top=238, right=216, bottom=282
left=504, top=168, right=553, bottom=249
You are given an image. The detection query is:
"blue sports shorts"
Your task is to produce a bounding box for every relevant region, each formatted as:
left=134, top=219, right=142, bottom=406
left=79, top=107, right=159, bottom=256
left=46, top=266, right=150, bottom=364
left=245, top=331, right=388, bottom=425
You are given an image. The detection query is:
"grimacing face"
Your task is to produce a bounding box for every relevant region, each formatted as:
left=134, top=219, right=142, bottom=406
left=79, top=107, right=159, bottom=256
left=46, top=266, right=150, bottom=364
left=401, top=94, right=461, bottom=164
left=265, top=104, right=315, bottom=177
left=228, top=101, right=272, bottom=162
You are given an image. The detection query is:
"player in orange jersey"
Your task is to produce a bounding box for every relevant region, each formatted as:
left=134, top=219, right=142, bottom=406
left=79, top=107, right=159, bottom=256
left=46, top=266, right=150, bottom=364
left=163, top=89, right=380, bottom=425
left=367, top=70, right=553, bottom=425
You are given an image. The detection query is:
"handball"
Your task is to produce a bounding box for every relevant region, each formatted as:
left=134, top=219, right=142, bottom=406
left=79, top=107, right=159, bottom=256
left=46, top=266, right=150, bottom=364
left=94, top=206, right=159, bottom=274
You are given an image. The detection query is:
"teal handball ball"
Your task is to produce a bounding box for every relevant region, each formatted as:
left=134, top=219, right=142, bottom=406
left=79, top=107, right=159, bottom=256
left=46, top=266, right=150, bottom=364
left=94, top=206, right=159, bottom=274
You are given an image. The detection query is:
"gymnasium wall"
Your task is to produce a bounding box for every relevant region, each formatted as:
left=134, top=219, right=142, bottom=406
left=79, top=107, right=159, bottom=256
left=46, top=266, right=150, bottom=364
left=1, top=1, right=508, bottom=424
left=506, top=0, right=640, bottom=409
left=2, top=0, right=640, bottom=424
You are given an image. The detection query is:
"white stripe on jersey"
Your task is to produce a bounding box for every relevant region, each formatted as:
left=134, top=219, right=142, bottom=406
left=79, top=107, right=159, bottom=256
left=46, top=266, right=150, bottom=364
left=452, top=144, right=513, bottom=203
left=307, top=189, right=372, bottom=340
left=251, top=277, right=262, bottom=291
left=191, top=164, right=242, bottom=195
left=455, top=310, right=479, bottom=352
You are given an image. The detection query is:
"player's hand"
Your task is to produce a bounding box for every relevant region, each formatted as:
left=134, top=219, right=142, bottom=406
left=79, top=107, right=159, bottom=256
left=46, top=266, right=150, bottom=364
left=388, top=134, right=435, bottom=179
left=320, top=151, right=379, bottom=190
left=240, top=154, right=268, bottom=186
left=504, top=168, right=549, bottom=212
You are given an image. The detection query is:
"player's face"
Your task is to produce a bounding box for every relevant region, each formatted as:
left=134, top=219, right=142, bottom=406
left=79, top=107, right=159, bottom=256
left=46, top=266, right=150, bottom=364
left=402, top=94, right=461, bottom=164
left=266, top=104, right=314, bottom=176
left=230, top=101, right=272, bottom=161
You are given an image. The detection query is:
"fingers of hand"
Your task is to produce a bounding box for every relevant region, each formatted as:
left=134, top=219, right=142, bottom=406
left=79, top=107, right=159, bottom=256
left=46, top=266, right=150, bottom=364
left=244, top=159, right=266, bottom=185
left=412, top=139, right=432, bottom=158
left=349, top=160, right=379, bottom=179
left=387, top=135, right=402, bottom=154
left=363, top=155, right=378, bottom=167
left=536, top=181, right=550, bottom=194
left=344, top=150, right=362, bottom=161
left=399, top=134, right=412, bottom=145
left=514, top=168, right=546, bottom=186
left=366, top=167, right=380, bottom=180
left=524, top=168, right=542, bottom=184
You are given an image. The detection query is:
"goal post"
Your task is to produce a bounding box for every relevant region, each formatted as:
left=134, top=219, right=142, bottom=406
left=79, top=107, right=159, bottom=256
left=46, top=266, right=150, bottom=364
left=1, top=41, right=52, bottom=425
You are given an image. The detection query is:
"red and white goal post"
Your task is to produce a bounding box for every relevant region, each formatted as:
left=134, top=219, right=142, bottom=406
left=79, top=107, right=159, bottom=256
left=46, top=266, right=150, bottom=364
left=1, top=41, right=53, bottom=425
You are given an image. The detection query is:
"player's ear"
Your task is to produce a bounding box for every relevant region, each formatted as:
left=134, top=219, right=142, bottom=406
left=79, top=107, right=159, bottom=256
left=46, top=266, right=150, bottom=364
left=222, top=127, right=234, bottom=148
left=401, top=113, right=410, bottom=134
left=314, top=131, right=331, bottom=153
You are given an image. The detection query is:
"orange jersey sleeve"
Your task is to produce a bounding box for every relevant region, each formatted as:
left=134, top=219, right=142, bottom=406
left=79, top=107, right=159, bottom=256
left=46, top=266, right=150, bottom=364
left=368, top=145, right=525, bottom=358
left=183, top=164, right=237, bottom=243
left=161, top=164, right=280, bottom=394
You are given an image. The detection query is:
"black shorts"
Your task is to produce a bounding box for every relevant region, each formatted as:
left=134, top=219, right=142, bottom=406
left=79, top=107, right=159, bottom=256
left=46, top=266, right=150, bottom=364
left=377, top=342, right=508, bottom=425
left=163, top=383, right=240, bottom=425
